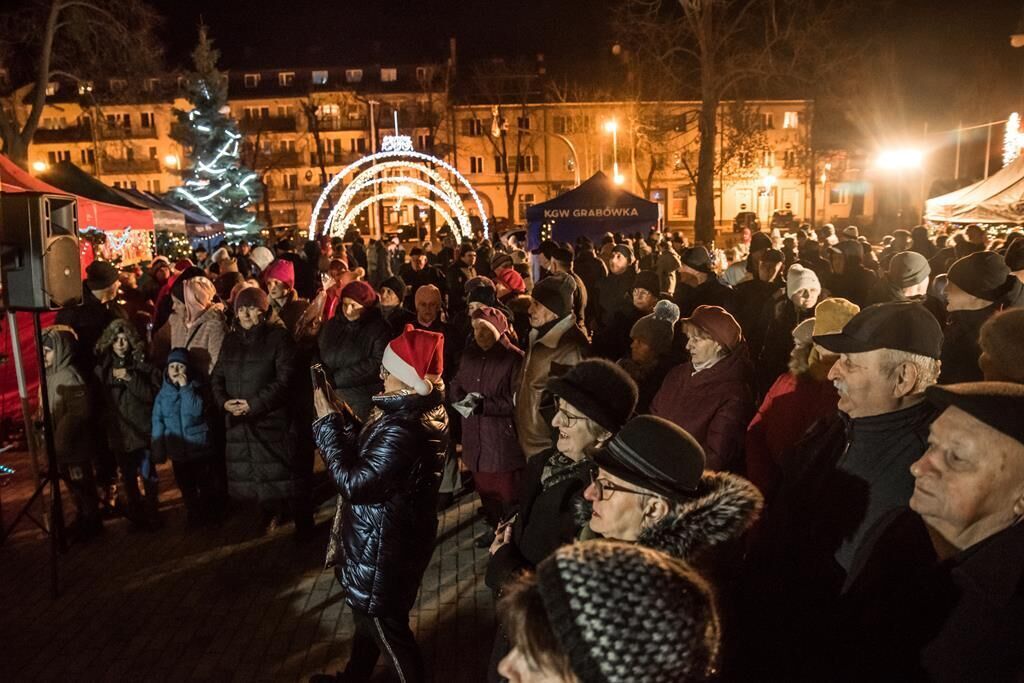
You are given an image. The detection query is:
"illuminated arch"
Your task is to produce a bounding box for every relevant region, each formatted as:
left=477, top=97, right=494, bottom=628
left=308, top=135, right=489, bottom=240
left=337, top=192, right=458, bottom=236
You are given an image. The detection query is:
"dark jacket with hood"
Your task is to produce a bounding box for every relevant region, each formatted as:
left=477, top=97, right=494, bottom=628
left=314, top=388, right=449, bottom=616
left=41, top=328, right=93, bottom=465
left=317, top=304, right=392, bottom=420
left=649, top=348, right=756, bottom=472
left=94, top=319, right=160, bottom=455
left=938, top=277, right=1024, bottom=385
left=826, top=251, right=878, bottom=308
left=595, top=265, right=637, bottom=331
left=212, top=315, right=298, bottom=503
left=673, top=277, right=739, bottom=318
left=55, top=287, right=130, bottom=374
left=152, top=348, right=212, bottom=463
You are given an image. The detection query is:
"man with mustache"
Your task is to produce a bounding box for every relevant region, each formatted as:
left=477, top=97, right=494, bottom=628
left=739, top=302, right=944, bottom=679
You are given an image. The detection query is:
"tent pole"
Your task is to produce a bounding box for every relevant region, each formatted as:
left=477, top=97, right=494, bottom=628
left=984, top=123, right=992, bottom=179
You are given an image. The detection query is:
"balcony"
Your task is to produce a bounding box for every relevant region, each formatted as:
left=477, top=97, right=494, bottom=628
left=33, top=124, right=93, bottom=143
left=273, top=150, right=303, bottom=167
left=239, top=115, right=297, bottom=134
left=100, top=157, right=162, bottom=174
left=317, top=151, right=363, bottom=166
left=317, top=117, right=368, bottom=132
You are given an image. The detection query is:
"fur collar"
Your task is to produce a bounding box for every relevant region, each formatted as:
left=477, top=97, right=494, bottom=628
left=636, top=471, right=763, bottom=561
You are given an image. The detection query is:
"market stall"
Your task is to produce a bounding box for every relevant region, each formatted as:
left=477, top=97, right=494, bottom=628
left=924, top=154, right=1024, bottom=225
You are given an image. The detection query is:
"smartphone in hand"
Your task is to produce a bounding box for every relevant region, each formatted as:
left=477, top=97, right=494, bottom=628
left=310, top=363, right=331, bottom=392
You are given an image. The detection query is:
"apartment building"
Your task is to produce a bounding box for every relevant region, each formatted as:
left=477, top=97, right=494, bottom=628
left=18, top=67, right=871, bottom=239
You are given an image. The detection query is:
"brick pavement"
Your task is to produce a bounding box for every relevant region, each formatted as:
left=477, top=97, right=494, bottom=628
left=0, top=450, right=497, bottom=682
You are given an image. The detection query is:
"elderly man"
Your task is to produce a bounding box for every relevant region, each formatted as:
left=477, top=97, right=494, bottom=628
left=673, top=246, right=738, bottom=317
left=837, top=382, right=1024, bottom=682
left=739, top=301, right=945, bottom=680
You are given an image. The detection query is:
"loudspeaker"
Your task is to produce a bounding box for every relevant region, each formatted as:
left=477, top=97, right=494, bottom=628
left=0, top=192, right=83, bottom=310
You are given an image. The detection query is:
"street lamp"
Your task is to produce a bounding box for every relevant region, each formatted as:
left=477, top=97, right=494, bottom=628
left=604, top=119, right=623, bottom=184
left=31, top=160, right=47, bottom=172
left=875, top=147, right=925, bottom=225
left=164, top=154, right=180, bottom=169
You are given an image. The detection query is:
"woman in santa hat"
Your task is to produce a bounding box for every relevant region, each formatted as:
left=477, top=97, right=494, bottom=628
left=311, top=324, right=449, bottom=683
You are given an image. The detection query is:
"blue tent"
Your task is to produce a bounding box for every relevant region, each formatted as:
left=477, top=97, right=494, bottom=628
left=525, top=171, right=660, bottom=249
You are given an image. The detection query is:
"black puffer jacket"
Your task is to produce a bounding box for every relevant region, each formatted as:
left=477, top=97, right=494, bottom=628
left=314, top=388, right=449, bottom=616
left=211, top=319, right=298, bottom=503
left=317, top=305, right=391, bottom=420
left=94, top=320, right=160, bottom=455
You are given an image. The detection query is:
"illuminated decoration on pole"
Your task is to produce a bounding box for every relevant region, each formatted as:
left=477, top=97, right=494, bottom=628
left=310, top=133, right=489, bottom=241
left=1004, top=112, right=1024, bottom=167
left=164, top=25, right=261, bottom=238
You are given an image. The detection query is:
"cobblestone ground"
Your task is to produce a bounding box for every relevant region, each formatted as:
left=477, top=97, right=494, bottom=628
left=0, top=450, right=496, bottom=682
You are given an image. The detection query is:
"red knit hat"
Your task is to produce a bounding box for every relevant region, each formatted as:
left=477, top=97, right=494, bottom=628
left=340, top=280, right=378, bottom=307
left=382, top=325, right=444, bottom=395
left=261, top=259, right=295, bottom=289
left=495, top=267, right=525, bottom=294
left=683, top=305, right=744, bottom=351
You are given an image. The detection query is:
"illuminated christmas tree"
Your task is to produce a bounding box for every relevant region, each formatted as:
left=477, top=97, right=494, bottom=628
left=166, top=25, right=261, bottom=237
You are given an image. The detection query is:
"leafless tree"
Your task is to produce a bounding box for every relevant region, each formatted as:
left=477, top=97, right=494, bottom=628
left=616, top=0, right=851, bottom=243
left=0, top=0, right=162, bottom=168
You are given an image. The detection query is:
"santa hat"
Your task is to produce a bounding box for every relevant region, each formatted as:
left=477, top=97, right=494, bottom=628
left=382, top=325, right=445, bottom=395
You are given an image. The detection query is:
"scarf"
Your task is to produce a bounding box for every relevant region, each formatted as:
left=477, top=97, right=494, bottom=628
left=184, top=276, right=216, bottom=327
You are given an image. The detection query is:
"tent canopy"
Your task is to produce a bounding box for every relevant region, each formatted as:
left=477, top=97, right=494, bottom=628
left=925, top=154, right=1024, bottom=225
left=526, top=171, right=660, bottom=249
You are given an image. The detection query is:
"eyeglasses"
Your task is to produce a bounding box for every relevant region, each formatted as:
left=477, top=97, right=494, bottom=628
left=589, top=471, right=648, bottom=501
left=379, top=366, right=391, bottom=381
left=554, top=404, right=587, bottom=427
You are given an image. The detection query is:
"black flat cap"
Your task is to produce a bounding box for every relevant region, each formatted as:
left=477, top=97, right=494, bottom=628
left=813, top=301, right=943, bottom=359
left=926, top=381, right=1024, bottom=446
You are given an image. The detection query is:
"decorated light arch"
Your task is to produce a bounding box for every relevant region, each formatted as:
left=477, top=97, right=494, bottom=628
left=309, top=133, right=489, bottom=241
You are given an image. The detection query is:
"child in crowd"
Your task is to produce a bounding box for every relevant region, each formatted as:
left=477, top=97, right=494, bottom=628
left=152, top=347, right=216, bottom=528
left=95, top=319, right=162, bottom=530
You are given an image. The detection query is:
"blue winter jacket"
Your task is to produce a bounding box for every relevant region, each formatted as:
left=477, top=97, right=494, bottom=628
left=152, top=365, right=212, bottom=463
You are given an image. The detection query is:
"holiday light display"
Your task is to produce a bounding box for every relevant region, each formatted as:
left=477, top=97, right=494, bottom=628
left=1004, top=112, right=1024, bottom=167
left=165, top=26, right=261, bottom=238
left=309, top=134, right=488, bottom=241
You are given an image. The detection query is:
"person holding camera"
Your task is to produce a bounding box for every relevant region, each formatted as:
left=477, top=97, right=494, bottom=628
left=310, top=325, right=448, bottom=683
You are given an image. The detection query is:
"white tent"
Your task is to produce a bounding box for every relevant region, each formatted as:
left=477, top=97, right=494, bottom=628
left=925, top=155, right=1024, bottom=224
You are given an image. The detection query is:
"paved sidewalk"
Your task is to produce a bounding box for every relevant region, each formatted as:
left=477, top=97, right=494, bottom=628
left=0, top=450, right=496, bottom=682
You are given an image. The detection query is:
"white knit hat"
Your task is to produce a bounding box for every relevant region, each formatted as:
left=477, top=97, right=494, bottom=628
left=786, top=263, right=821, bottom=299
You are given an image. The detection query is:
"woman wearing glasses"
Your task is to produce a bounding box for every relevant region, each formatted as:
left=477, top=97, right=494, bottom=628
left=485, top=358, right=638, bottom=680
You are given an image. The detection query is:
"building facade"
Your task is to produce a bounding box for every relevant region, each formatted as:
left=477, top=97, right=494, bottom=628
left=16, top=64, right=872, bottom=241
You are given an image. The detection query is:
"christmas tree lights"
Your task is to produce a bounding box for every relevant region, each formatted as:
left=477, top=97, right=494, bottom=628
left=1004, top=113, right=1023, bottom=168
left=165, top=26, right=262, bottom=238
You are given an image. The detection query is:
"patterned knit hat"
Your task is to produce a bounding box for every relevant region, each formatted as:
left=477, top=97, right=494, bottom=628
left=536, top=540, right=720, bottom=683
left=382, top=324, right=444, bottom=395
left=630, top=299, right=680, bottom=356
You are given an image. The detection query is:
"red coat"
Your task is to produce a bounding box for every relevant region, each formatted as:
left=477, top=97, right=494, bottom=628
left=649, top=348, right=755, bottom=471
left=744, top=372, right=838, bottom=499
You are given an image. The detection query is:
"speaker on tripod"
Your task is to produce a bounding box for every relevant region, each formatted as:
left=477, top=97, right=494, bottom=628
left=0, top=192, right=83, bottom=310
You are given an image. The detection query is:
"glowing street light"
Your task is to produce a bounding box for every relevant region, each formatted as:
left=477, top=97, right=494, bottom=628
left=164, top=154, right=180, bottom=169
left=614, top=173, right=625, bottom=185
left=31, top=160, right=47, bottom=172
left=604, top=119, right=620, bottom=184
left=875, top=148, right=924, bottom=171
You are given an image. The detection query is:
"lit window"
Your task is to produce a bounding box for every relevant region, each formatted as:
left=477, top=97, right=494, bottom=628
left=45, top=82, right=58, bottom=96
left=244, top=73, right=260, bottom=88
left=761, top=112, right=774, bottom=130
left=278, top=72, right=294, bottom=87
left=345, top=69, right=363, bottom=83
left=312, top=70, right=328, bottom=85
left=380, top=68, right=397, bottom=82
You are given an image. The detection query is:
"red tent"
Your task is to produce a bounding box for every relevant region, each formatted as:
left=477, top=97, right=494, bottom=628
left=0, top=154, right=155, bottom=422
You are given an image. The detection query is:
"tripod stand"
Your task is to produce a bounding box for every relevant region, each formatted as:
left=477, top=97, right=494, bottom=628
left=0, top=310, right=68, bottom=598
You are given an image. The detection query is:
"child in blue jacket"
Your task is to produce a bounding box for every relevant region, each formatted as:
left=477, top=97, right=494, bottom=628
left=152, top=347, right=215, bottom=527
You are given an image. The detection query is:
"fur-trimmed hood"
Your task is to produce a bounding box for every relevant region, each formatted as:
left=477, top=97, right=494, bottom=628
left=636, top=471, right=764, bottom=563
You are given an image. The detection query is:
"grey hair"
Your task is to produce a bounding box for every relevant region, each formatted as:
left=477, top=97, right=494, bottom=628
left=878, top=349, right=941, bottom=394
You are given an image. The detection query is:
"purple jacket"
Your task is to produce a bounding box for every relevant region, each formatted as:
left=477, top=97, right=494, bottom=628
left=451, top=341, right=525, bottom=473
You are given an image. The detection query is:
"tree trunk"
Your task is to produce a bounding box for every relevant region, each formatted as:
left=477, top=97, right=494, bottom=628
left=694, top=97, right=719, bottom=245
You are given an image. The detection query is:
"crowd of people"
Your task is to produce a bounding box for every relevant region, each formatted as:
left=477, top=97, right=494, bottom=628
left=34, top=221, right=1024, bottom=681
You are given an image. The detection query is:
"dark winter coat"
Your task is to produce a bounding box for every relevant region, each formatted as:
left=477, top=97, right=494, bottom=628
left=450, top=341, right=524, bottom=474
left=938, top=304, right=999, bottom=384
left=152, top=362, right=212, bottom=463
left=381, top=305, right=416, bottom=339
left=399, top=264, right=448, bottom=310
left=673, top=277, right=739, bottom=318
left=595, top=267, right=637, bottom=331
left=485, top=449, right=595, bottom=592
left=277, top=251, right=318, bottom=300
left=212, top=319, right=298, bottom=503
left=734, top=278, right=782, bottom=349
left=826, top=258, right=878, bottom=308
left=617, top=356, right=676, bottom=414
left=41, top=329, right=93, bottom=465
left=837, top=509, right=1024, bottom=683
left=55, top=288, right=130, bottom=373
left=574, top=248, right=607, bottom=330
left=94, top=320, right=159, bottom=455
left=270, top=288, right=309, bottom=338
left=445, top=263, right=476, bottom=312
left=754, top=296, right=815, bottom=397
left=317, top=305, right=392, bottom=420
left=649, top=348, right=756, bottom=472
left=315, top=388, right=449, bottom=616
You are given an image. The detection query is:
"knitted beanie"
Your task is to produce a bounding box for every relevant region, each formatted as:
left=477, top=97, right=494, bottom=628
left=262, top=259, right=295, bottom=289
left=495, top=267, right=526, bottom=295
left=467, top=280, right=499, bottom=307
left=887, top=251, right=931, bottom=288
left=249, top=246, right=275, bottom=272
left=382, top=324, right=444, bottom=395
left=531, top=274, right=576, bottom=319
left=547, top=359, right=638, bottom=434
left=786, top=263, right=821, bottom=298
left=340, top=280, right=378, bottom=308
left=979, top=309, right=1024, bottom=383
left=947, top=251, right=1015, bottom=302
left=471, top=305, right=511, bottom=343
left=463, top=275, right=494, bottom=295
left=233, top=286, right=270, bottom=314
left=491, top=252, right=513, bottom=272
left=85, top=260, right=119, bottom=291
left=812, top=297, right=860, bottom=337
left=630, top=299, right=680, bottom=356
left=611, top=244, right=634, bottom=263
left=633, top=270, right=661, bottom=296
left=379, top=275, right=407, bottom=301
left=536, top=541, right=720, bottom=683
